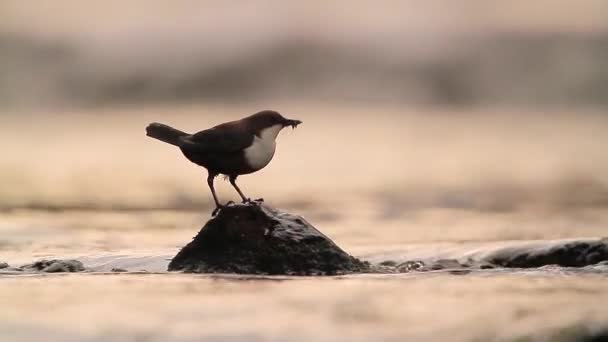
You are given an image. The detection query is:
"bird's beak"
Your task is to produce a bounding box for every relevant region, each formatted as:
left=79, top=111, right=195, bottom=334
left=283, top=119, right=302, bottom=129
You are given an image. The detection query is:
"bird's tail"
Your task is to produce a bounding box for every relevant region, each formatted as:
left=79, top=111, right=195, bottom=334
left=146, top=123, right=188, bottom=146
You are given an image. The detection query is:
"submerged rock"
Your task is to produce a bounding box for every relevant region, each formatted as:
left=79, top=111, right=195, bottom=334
left=20, top=259, right=85, bottom=273
left=168, top=203, right=367, bottom=275
left=542, top=325, right=608, bottom=342
left=396, top=260, right=427, bottom=272
left=378, top=260, right=398, bottom=267
left=431, top=259, right=464, bottom=270
left=485, top=239, right=608, bottom=268
left=390, top=259, right=468, bottom=273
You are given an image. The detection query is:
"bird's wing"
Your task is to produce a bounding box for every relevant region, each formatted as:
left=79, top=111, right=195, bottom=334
left=181, top=126, right=253, bottom=153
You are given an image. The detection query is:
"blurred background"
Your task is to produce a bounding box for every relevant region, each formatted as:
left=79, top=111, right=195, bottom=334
left=1, top=1, right=608, bottom=243
left=3, top=1, right=608, bottom=109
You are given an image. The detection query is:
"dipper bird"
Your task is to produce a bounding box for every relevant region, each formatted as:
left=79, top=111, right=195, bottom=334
left=146, top=110, right=302, bottom=215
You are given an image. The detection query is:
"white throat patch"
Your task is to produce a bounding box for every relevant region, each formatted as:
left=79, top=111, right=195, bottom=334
left=243, top=124, right=283, bottom=170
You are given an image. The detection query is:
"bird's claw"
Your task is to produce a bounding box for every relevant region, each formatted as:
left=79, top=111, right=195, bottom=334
left=213, top=199, right=262, bottom=215
left=243, top=198, right=264, bottom=204
left=211, top=201, right=235, bottom=216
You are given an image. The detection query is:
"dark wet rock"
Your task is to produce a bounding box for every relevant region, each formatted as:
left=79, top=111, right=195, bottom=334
left=379, top=260, right=398, bottom=267
left=485, top=239, right=608, bottom=268
left=479, top=263, right=496, bottom=270
left=431, top=259, right=463, bottom=270
left=546, top=325, right=608, bottom=342
left=448, top=269, right=472, bottom=275
left=575, top=328, right=608, bottom=342
left=20, top=259, right=85, bottom=273
left=369, top=264, right=398, bottom=274
left=391, top=259, right=468, bottom=272
left=111, top=268, right=128, bottom=272
left=0, top=262, right=8, bottom=269
left=396, top=260, right=426, bottom=272
left=168, top=203, right=368, bottom=275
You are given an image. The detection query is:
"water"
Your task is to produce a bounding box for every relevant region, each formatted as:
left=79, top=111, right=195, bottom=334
left=2, top=210, right=608, bottom=341
left=1, top=271, right=608, bottom=342
left=2, top=105, right=608, bottom=341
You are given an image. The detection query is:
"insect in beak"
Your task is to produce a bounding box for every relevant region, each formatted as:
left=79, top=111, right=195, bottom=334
left=284, top=119, right=302, bottom=129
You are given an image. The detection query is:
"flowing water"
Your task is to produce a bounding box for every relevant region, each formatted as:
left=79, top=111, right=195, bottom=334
left=2, top=104, right=608, bottom=341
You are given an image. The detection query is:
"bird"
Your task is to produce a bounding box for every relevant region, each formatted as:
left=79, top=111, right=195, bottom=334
left=146, top=110, right=302, bottom=215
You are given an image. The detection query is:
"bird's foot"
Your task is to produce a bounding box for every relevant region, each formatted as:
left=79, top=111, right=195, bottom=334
left=211, top=201, right=236, bottom=216
left=242, top=198, right=263, bottom=205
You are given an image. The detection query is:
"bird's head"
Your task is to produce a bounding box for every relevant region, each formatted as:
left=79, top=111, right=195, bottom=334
left=247, top=110, right=302, bottom=138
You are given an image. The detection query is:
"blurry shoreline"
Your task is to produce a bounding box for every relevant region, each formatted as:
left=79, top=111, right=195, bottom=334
left=2, top=30, right=608, bottom=110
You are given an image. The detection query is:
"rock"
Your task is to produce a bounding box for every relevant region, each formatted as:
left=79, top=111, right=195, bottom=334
left=393, top=259, right=466, bottom=272
left=369, top=265, right=398, bottom=273
left=396, top=260, right=426, bottom=272
left=0, top=262, right=8, bottom=269
left=431, top=259, right=463, bottom=270
left=575, top=328, right=608, bottom=342
left=485, top=240, right=608, bottom=268
left=20, top=259, right=85, bottom=273
left=448, top=269, right=472, bottom=275
left=378, top=260, right=398, bottom=267
left=547, top=325, right=608, bottom=342
left=168, top=203, right=367, bottom=275
left=111, top=268, right=128, bottom=272
left=369, top=260, right=399, bottom=273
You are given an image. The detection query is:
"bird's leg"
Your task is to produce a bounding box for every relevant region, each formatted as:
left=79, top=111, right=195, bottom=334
left=228, top=175, right=250, bottom=203
left=207, top=172, right=223, bottom=216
